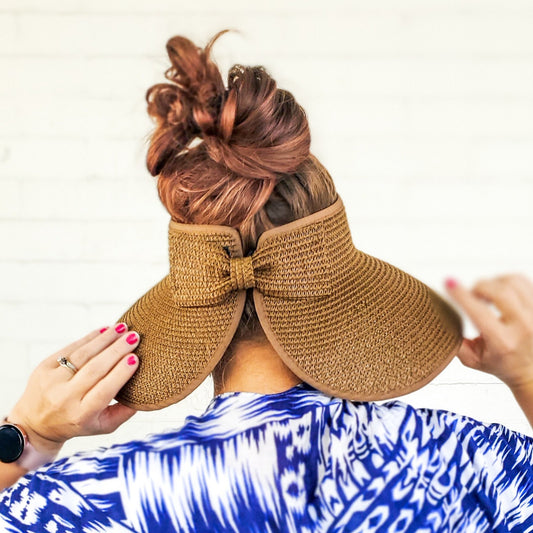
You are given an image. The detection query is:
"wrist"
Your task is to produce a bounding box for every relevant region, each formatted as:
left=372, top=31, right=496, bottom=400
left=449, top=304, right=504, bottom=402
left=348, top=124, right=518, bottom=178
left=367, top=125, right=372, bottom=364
left=505, top=371, right=533, bottom=392
left=6, top=409, right=64, bottom=457
left=509, top=379, right=533, bottom=396
left=1, top=416, right=61, bottom=471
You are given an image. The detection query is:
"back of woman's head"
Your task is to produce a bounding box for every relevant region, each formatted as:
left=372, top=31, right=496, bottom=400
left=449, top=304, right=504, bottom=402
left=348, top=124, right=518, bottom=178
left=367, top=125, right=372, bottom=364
left=145, top=28, right=338, bottom=373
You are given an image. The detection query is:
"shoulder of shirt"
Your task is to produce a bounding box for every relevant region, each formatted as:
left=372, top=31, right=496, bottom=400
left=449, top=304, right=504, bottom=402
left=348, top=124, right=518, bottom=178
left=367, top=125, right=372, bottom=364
left=38, top=389, right=532, bottom=477
left=375, top=398, right=533, bottom=444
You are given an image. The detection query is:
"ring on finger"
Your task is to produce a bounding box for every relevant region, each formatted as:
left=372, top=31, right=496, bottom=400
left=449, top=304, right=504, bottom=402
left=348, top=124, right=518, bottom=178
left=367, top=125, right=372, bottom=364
left=57, top=355, right=78, bottom=375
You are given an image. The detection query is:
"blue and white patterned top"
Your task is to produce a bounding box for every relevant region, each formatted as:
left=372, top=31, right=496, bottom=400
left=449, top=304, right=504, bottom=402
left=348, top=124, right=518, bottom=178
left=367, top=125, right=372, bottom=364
left=1, top=382, right=532, bottom=532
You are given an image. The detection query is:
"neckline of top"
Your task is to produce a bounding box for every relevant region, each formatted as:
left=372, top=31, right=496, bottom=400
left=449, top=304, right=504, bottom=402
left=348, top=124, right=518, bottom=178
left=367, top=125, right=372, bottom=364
left=211, top=382, right=309, bottom=401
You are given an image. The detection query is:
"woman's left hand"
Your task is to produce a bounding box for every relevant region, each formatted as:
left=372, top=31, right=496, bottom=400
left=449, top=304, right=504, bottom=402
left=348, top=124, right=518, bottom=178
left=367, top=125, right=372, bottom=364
left=7, top=323, right=140, bottom=459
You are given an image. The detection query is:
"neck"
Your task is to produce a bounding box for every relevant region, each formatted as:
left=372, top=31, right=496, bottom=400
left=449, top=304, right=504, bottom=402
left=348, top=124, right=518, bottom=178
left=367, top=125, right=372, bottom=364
left=213, top=340, right=303, bottom=396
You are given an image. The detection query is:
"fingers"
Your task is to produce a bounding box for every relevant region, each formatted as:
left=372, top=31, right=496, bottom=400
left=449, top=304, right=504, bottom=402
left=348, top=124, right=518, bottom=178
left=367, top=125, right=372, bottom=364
left=495, top=273, right=533, bottom=311
left=471, top=278, right=526, bottom=323
left=81, top=353, right=139, bottom=417
left=67, top=323, right=129, bottom=370
left=42, top=327, right=104, bottom=369
left=445, top=278, right=509, bottom=352
left=72, top=331, right=140, bottom=393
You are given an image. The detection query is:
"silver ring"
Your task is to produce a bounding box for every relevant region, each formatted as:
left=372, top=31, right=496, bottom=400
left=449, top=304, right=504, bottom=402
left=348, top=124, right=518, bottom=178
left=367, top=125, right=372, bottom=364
left=57, top=356, right=78, bottom=374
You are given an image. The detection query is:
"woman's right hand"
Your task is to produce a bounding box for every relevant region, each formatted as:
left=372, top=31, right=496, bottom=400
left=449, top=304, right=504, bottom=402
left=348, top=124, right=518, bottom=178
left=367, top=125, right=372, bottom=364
left=7, top=323, right=141, bottom=460
left=445, top=273, right=533, bottom=389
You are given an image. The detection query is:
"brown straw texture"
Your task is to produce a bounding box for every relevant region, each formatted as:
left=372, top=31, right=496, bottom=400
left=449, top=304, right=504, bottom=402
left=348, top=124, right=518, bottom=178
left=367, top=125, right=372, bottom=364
left=115, top=195, right=463, bottom=410
left=254, top=199, right=463, bottom=400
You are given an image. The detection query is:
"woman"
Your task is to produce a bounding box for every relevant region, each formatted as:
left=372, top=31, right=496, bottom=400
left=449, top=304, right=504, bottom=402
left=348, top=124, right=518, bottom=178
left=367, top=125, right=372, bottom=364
left=0, top=29, right=532, bottom=532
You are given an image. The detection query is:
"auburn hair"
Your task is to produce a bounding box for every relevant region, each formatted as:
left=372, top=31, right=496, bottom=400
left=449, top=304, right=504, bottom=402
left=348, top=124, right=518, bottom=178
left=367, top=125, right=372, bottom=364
left=145, top=29, right=338, bottom=385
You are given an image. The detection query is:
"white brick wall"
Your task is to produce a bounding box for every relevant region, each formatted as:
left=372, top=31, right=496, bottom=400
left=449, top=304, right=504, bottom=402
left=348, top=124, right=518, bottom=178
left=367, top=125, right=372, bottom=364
left=1, top=0, right=532, bottom=459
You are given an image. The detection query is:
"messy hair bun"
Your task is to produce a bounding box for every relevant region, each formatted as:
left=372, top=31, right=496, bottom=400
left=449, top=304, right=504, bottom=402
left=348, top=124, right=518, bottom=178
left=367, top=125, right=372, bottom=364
left=146, top=29, right=312, bottom=236
left=145, top=29, right=338, bottom=383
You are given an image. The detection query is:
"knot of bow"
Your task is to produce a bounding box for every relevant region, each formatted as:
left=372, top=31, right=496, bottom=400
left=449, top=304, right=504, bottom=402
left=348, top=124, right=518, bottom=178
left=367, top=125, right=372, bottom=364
left=228, top=256, right=255, bottom=291
left=168, top=224, right=332, bottom=307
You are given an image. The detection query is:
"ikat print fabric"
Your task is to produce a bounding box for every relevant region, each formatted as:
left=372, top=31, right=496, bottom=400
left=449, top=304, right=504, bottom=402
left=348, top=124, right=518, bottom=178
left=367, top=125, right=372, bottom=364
left=0, top=382, right=532, bottom=532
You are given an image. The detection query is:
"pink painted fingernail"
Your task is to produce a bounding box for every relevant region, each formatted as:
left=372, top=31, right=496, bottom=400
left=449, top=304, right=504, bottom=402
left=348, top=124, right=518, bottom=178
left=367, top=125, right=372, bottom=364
left=445, top=278, right=458, bottom=289
left=127, top=355, right=137, bottom=366
left=99, top=326, right=109, bottom=333
left=125, top=332, right=138, bottom=345
left=115, top=323, right=127, bottom=334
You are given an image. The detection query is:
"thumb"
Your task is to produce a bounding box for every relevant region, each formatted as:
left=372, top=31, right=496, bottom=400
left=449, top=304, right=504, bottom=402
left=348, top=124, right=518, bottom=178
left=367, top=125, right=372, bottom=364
left=456, top=336, right=485, bottom=371
left=444, top=276, right=505, bottom=345
left=444, top=277, right=488, bottom=371
left=98, top=402, right=137, bottom=434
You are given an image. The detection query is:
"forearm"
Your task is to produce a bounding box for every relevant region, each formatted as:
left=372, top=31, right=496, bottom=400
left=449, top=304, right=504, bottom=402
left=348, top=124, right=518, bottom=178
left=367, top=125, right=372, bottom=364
left=0, top=463, right=28, bottom=492
left=0, top=413, right=62, bottom=492
left=510, top=381, right=533, bottom=431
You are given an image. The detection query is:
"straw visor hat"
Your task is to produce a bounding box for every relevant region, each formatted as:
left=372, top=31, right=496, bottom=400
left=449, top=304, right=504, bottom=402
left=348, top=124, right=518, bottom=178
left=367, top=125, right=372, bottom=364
left=115, top=194, right=463, bottom=410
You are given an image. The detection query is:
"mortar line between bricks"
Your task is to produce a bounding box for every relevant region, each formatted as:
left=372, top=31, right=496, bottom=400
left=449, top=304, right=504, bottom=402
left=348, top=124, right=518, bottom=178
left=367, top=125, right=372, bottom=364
left=0, top=218, right=159, bottom=223
left=0, top=301, right=157, bottom=306
left=2, top=8, right=533, bottom=16
left=0, top=260, right=167, bottom=265
left=4, top=133, right=533, bottom=141
left=4, top=52, right=533, bottom=59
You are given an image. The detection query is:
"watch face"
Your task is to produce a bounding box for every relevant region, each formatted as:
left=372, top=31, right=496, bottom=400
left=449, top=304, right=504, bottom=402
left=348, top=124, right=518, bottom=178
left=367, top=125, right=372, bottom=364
left=0, top=424, right=24, bottom=463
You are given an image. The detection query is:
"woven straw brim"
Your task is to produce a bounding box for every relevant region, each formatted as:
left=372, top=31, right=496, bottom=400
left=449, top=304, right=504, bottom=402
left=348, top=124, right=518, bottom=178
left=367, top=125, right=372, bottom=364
left=252, top=198, right=463, bottom=402
left=115, top=195, right=463, bottom=410
left=115, top=275, right=245, bottom=410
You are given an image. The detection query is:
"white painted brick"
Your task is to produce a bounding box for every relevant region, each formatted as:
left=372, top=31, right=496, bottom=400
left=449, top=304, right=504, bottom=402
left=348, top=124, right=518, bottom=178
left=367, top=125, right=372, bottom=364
left=3, top=13, right=533, bottom=57
left=0, top=219, right=167, bottom=261
left=340, top=182, right=533, bottom=221
left=0, top=180, right=20, bottom=216
left=0, top=378, right=29, bottom=419
left=471, top=141, right=533, bottom=180
left=0, top=97, right=149, bottom=139
left=0, top=57, right=158, bottom=100
left=351, top=219, right=533, bottom=267
left=5, top=0, right=533, bottom=14
left=0, top=302, right=89, bottom=340
left=13, top=180, right=165, bottom=222
left=288, top=58, right=533, bottom=98
left=0, top=341, right=29, bottom=379
left=430, top=357, right=502, bottom=385
left=313, top=97, right=533, bottom=138
left=0, top=101, right=18, bottom=140
left=325, top=138, right=533, bottom=182
left=320, top=139, right=467, bottom=182
left=3, top=13, right=170, bottom=56
left=86, top=303, right=139, bottom=330
left=0, top=221, right=85, bottom=260
left=78, top=221, right=167, bottom=262
left=27, top=341, right=66, bottom=373
left=0, top=139, right=149, bottom=181
left=0, top=262, right=168, bottom=303
left=0, top=14, right=16, bottom=52
left=406, top=99, right=533, bottom=137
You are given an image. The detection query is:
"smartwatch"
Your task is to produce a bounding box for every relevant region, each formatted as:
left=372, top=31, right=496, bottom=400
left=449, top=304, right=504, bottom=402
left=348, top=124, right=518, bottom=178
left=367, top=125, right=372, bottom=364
left=0, top=419, right=57, bottom=471
left=0, top=422, right=25, bottom=463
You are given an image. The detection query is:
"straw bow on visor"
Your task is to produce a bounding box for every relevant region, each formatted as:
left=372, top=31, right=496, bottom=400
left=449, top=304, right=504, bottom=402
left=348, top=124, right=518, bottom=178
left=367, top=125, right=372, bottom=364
left=115, top=194, right=463, bottom=410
